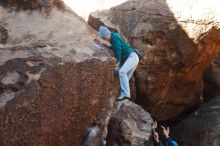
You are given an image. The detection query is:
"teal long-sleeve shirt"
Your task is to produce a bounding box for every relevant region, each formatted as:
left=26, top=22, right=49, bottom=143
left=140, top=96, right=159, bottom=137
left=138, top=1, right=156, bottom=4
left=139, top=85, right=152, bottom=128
left=110, top=32, right=133, bottom=62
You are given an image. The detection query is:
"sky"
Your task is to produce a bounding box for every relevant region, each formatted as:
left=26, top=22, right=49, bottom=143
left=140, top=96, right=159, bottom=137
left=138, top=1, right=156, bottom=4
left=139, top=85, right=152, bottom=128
left=63, top=0, right=220, bottom=22
left=63, top=0, right=128, bottom=20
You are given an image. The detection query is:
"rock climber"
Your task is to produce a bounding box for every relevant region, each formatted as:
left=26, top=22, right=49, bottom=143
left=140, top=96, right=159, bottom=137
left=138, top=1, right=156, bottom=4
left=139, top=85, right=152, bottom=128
left=153, top=126, right=178, bottom=146
left=97, top=26, right=141, bottom=108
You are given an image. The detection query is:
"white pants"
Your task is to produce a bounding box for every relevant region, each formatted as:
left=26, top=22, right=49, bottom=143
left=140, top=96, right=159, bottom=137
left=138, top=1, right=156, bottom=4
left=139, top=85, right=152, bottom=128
left=119, top=52, right=139, bottom=98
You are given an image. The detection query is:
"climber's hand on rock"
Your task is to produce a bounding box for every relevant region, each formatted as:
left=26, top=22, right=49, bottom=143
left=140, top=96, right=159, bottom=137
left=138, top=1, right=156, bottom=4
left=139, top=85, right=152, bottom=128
left=103, top=44, right=110, bottom=48
left=94, top=38, right=101, bottom=44
left=114, top=62, right=120, bottom=73
left=94, top=39, right=110, bottom=49
left=153, top=132, right=160, bottom=143
left=161, top=126, right=170, bottom=138
left=115, top=66, right=120, bottom=73
left=116, top=62, right=120, bottom=67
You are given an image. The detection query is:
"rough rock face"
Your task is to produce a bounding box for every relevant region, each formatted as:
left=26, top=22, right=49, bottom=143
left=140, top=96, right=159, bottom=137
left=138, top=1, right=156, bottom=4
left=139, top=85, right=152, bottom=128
left=106, top=100, right=156, bottom=146
left=88, top=0, right=220, bottom=121
left=0, top=0, right=65, bottom=12
left=203, top=53, right=220, bottom=101
left=173, top=96, right=220, bottom=146
left=0, top=4, right=119, bottom=146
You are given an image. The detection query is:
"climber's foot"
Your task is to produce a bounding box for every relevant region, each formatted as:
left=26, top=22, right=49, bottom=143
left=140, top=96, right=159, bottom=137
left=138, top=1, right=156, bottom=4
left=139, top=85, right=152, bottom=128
left=116, top=96, right=129, bottom=101
left=116, top=96, right=129, bottom=109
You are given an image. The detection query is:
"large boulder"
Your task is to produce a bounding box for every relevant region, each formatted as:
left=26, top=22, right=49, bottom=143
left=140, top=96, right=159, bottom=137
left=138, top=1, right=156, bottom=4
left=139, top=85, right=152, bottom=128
left=88, top=0, right=220, bottom=121
left=0, top=2, right=119, bottom=146
left=173, top=96, right=220, bottom=146
left=106, top=100, right=156, bottom=146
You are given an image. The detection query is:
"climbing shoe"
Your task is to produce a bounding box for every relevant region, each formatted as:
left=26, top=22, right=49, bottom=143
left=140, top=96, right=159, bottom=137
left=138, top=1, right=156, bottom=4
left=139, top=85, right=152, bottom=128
left=116, top=96, right=129, bottom=101
left=116, top=99, right=129, bottom=109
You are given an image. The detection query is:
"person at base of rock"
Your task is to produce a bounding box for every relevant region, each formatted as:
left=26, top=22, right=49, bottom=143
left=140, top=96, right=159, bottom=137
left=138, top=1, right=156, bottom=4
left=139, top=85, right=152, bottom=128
left=153, top=126, right=178, bottom=146
left=97, top=26, right=141, bottom=109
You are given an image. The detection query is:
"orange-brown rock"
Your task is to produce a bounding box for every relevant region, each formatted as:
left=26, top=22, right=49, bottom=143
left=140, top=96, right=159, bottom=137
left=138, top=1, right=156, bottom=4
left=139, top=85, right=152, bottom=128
left=88, top=0, right=220, bottom=121
left=0, top=4, right=119, bottom=146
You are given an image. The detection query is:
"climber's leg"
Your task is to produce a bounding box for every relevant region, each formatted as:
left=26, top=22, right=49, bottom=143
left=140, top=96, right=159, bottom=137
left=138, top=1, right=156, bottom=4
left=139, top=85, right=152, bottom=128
left=118, top=52, right=139, bottom=99
left=128, top=63, right=138, bottom=80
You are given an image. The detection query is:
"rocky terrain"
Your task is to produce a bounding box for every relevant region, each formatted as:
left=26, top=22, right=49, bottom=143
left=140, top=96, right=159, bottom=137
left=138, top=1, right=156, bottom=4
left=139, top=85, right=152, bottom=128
left=0, top=0, right=157, bottom=146
left=0, top=1, right=119, bottom=145
left=173, top=96, right=220, bottom=146
left=0, top=0, right=220, bottom=146
left=106, top=100, right=156, bottom=146
left=89, top=0, right=220, bottom=121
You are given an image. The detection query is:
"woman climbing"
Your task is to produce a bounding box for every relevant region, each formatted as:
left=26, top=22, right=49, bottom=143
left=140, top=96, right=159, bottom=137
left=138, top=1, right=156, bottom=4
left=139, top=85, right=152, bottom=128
left=97, top=26, right=141, bottom=109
